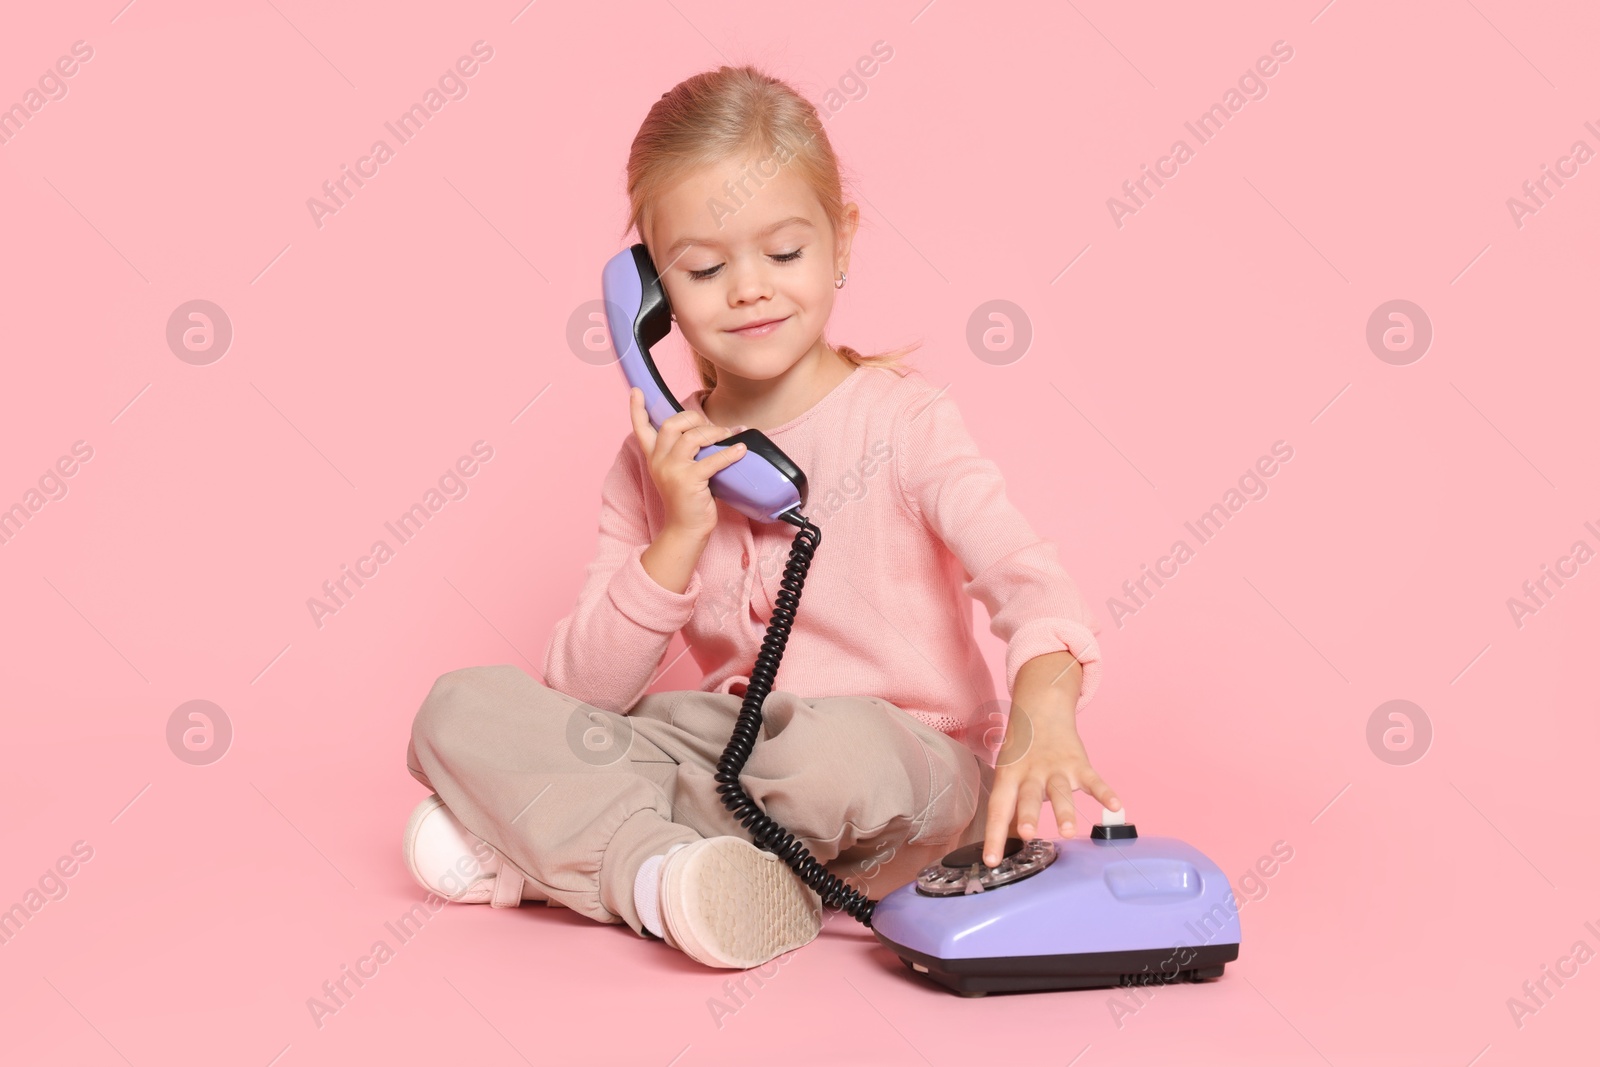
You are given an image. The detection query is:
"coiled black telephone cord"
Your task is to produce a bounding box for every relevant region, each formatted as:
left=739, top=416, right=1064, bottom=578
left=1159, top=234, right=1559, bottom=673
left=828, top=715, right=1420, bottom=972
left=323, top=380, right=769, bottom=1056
left=712, top=510, right=878, bottom=927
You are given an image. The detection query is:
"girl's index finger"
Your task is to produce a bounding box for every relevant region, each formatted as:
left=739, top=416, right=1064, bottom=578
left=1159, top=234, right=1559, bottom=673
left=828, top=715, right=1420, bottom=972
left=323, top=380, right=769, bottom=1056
left=982, top=778, right=1017, bottom=867
left=628, top=387, right=656, bottom=452
left=1080, top=768, right=1121, bottom=813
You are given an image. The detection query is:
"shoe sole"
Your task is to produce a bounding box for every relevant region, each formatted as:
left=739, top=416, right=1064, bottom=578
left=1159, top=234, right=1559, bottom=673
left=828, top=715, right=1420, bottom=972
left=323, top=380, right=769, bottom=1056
left=660, top=837, right=823, bottom=970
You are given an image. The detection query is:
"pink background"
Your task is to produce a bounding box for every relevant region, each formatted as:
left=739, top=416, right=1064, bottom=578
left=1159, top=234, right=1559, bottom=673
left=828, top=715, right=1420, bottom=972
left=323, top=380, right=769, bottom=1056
left=2, top=1, right=1596, bottom=1064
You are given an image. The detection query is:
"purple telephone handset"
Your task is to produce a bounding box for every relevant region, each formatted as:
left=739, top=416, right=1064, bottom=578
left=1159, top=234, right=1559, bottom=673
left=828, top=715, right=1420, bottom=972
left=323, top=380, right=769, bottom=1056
left=602, top=244, right=807, bottom=525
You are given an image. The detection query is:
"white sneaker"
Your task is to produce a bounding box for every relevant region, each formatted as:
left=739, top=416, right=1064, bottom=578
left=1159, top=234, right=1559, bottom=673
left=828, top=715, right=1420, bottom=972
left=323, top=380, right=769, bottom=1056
left=656, top=836, right=823, bottom=969
left=402, top=794, right=542, bottom=907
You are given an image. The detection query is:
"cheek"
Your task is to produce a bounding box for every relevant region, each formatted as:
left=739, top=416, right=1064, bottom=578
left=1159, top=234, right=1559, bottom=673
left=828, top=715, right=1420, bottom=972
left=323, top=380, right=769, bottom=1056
left=787, top=268, right=832, bottom=312
left=673, top=289, right=720, bottom=332
left=806, top=257, right=835, bottom=291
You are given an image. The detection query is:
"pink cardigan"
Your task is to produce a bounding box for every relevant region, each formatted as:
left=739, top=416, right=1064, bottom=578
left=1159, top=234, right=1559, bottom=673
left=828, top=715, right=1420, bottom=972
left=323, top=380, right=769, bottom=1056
left=542, top=363, right=1103, bottom=742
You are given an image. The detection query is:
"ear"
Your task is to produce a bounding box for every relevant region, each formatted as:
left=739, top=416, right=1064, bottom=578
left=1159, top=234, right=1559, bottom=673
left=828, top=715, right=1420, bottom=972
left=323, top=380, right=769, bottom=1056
left=835, top=202, right=861, bottom=273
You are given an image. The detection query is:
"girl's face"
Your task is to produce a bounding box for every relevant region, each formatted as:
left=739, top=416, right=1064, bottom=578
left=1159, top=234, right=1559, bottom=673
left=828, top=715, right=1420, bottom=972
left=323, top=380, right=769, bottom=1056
left=644, top=157, right=856, bottom=385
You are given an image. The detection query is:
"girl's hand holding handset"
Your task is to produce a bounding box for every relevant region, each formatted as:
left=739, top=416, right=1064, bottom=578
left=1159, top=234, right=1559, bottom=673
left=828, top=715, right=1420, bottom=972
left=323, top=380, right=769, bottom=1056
left=628, top=385, right=748, bottom=544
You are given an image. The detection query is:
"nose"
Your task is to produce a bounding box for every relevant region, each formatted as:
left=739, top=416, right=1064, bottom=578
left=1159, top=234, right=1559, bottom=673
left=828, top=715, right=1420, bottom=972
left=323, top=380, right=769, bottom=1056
left=726, top=254, right=774, bottom=306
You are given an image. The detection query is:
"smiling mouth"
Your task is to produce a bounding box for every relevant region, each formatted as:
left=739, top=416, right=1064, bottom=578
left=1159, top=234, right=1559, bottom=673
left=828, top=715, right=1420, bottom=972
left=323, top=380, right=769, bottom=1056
left=727, top=316, right=789, bottom=334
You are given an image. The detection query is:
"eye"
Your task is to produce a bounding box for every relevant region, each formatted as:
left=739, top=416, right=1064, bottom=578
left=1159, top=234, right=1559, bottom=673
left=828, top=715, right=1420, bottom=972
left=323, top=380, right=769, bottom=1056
left=685, top=249, right=806, bottom=282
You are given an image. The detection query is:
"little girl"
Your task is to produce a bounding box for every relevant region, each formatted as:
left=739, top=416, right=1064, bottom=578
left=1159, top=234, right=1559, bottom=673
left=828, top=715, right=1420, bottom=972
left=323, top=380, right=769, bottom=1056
left=402, top=64, right=1121, bottom=971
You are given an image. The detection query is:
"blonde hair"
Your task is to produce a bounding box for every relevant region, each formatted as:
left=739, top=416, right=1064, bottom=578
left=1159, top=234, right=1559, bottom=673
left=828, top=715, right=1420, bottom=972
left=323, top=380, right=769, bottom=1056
left=622, top=64, right=919, bottom=392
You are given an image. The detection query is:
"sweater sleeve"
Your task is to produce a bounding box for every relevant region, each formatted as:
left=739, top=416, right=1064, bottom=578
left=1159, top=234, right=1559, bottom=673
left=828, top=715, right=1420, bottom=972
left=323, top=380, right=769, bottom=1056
left=895, top=386, right=1103, bottom=716
left=541, top=434, right=703, bottom=714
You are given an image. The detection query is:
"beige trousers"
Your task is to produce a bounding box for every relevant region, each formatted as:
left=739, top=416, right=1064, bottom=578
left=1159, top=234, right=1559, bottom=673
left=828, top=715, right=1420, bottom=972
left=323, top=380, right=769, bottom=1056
left=405, top=665, right=995, bottom=938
